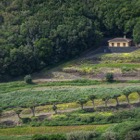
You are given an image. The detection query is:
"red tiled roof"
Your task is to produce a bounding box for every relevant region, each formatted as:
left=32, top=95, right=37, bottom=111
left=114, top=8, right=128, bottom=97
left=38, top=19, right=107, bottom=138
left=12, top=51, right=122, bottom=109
left=108, top=38, right=132, bottom=42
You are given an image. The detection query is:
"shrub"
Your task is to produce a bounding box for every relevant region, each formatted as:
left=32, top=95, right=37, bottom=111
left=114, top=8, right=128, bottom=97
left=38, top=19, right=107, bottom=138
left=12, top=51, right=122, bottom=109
left=111, top=121, right=140, bottom=140
left=105, top=73, right=114, bottom=82
left=32, top=134, right=47, bottom=140
left=81, top=116, right=94, bottom=123
left=67, top=131, right=98, bottom=140
left=24, top=75, right=32, bottom=84
left=115, top=110, right=136, bottom=121
left=21, top=117, right=32, bottom=124
left=125, top=131, right=140, bottom=140
left=48, top=134, right=66, bottom=140
left=102, top=131, right=118, bottom=140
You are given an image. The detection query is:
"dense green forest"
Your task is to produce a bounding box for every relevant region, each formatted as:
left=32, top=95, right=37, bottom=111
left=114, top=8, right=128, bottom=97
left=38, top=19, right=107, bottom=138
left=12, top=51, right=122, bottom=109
left=0, top=0, right=140, bottom=81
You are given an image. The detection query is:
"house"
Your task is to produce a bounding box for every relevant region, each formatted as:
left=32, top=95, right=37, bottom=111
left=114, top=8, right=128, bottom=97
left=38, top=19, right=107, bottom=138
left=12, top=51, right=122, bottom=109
left=108, top=37, right=132, bottom=47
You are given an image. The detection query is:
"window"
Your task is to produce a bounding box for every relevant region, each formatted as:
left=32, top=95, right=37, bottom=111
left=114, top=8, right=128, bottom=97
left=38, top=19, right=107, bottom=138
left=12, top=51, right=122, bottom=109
left=117, top=43, right=120, bottom=47
left=123, top=43, right=126, bottom=47
left=112, top=43, right=114, bottom=47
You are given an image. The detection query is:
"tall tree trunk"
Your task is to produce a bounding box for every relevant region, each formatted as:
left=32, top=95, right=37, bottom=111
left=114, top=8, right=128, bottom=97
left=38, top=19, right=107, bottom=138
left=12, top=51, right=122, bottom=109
left=105, top=100, right=108, bottom=107
left=81, top=104, right=84, bottom=110
left=92, top=100, right=95, bottom=109
left=17, top=114, right=21, bottom=119
left=30, top=107, right=35, bottom=117
left=55, top=110, right=57, bottom=114
left=115, top=98, right=119, bottom=106
left=126, top=95, right=130, bottom=105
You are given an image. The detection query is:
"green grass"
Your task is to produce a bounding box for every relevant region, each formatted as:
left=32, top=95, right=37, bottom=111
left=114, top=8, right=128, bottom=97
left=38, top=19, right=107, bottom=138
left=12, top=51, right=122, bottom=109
left=93, top=50, right=140, bottom=63
left=0, top=124, right=111, bottom=136
left=0, top=80, right=105, bottom=94
left=61, top=49, right=140, bottom=75
left=0, top=79, right=140, bottom=95
left=0, top=136, right=31, bottom=140
left=80, top=63, right=140, bottom=69
left=63, top=62, right=140, bottom=73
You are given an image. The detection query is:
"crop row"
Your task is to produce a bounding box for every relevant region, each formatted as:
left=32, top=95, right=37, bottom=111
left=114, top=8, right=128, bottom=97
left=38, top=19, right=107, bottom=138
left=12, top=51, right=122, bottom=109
left=0, top=86, right=140, bottom=109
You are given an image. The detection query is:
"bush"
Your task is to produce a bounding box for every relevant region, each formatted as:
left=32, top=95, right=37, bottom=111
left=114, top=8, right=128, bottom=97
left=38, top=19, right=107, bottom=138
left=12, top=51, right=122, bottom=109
left=125, top=131, right=140, bottom=140
left=24, top=75, right=32, bottom=84
left=102, top=131, right=118, bottom=140
left=21, top=117, right=32, bottom=124
left=115, top=109, right=140, bottom=121
left=80, top=116, right=94, bottom=123
left=105, top=73, right=114, bottom=82
left=110, top=121, right=140, bottom=140
left=32, top=134, right=47, bottom=140
left=48, top=134, right=66, bottom=140
left=67, top=131, right=98, bottom=140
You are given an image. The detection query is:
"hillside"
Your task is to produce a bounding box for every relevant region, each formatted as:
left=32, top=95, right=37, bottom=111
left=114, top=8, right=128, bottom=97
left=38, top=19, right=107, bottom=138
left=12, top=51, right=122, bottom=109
left=0, top=72, right=140, bottom=140
left=0, top=0, right=140, bottom=81
left=33, top=48, right=140, bottom=81
left=0, top=0, right=140, bottom=139
left=0, top=49, right=140, bottom=139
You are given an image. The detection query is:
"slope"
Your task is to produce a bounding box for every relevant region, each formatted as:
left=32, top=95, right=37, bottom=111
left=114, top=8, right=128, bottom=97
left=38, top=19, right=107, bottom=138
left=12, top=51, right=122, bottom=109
left=33, top=48, right=140, bottom=81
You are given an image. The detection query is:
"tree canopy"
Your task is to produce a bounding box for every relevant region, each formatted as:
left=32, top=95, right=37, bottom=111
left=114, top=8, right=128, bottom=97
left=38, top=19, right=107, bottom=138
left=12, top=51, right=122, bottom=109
left=0, top=0, right=140, bottom=81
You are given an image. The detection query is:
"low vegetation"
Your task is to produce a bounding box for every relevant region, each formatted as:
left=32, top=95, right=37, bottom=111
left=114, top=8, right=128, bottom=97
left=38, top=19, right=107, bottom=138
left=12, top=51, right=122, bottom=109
left=1, top=85, right=140, bottom=110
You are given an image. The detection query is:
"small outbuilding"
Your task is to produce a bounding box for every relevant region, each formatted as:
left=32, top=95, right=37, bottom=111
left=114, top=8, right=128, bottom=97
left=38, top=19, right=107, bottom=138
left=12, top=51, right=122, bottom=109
left=108, top=37, right=132, bottom=47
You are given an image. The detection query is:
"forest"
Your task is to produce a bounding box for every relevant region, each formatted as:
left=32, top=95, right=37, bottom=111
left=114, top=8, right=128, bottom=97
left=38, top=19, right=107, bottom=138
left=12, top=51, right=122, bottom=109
left=0, top=0, right=140, bottom=81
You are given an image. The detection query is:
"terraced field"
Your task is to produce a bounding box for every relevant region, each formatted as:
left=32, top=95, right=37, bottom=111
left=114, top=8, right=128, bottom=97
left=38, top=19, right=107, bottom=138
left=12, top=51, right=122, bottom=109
left=0, top=50, right=140, bottom=140
left=33, top=49, right=140, bottom=81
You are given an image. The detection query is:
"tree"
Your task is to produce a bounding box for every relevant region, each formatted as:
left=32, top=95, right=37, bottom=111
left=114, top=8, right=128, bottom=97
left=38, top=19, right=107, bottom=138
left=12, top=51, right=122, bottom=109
left=14, top=108, right=22, bottom=119
left=26, top=100, right=37, bottom=117
left=30, top=106, right=36, bottom=117
left=88, top=95, right=97, bottom=110
left=111, top=94, right=121, bottom=106
left=50, top=99, right=58, bottom=114
left=102, top=94, right=111, bottom=108
left=77, top=99, right=88, bottom=110
left=52, top=104, right=58, bottom=114
left=24, top=75, right=32, bottom=84
left=123, top=88, right=132, bottom=106
left=1, top=0, right=140, bottom=80
left=134, top=87, right=140, bottom=103
left=0, top=107, right=3, bottom=117
left=105, top=73, right=114, bottom=82
left=133, top=21, right=140, bottom=45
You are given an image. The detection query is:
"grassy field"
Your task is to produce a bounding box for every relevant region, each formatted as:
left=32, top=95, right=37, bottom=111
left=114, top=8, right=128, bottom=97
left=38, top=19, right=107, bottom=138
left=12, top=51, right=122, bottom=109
left=0, top=135, right=31, bottom=140
left=0, top=124, right=111, bottom=140
left=0, top=124, right=111, bottom=136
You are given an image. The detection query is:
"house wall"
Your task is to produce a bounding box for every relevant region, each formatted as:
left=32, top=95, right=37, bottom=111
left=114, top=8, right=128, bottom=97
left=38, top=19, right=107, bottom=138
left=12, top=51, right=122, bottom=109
left=109, top=42, right=131, bottom=47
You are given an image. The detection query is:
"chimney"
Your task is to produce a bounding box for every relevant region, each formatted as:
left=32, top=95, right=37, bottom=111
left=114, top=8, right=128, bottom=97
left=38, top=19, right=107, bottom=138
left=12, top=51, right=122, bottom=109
left=124, top=35, right=126, bottom=38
